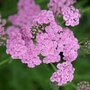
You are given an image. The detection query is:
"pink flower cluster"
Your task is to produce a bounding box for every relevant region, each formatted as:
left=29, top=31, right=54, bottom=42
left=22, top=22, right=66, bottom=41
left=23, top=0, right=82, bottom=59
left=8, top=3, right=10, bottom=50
left=6, top=0, right=80, bottom=86
left=48, top=0, right=76, bottom=15
left=61, top=6, right=81, bottom=26
left=7, top=10, right=79, bottom=66
left=48, top=0, right=81, bottom=26
left=0, top=15, right=6, bottom=35
left=9, top=0, right=41, bottom=27
left=33, top=10, right=55, bottom=24
left=0, top=15, right=6, bottom=46
left=6, top=26, right=41, bottom=68
left=50, top=61, right=75, bottom=86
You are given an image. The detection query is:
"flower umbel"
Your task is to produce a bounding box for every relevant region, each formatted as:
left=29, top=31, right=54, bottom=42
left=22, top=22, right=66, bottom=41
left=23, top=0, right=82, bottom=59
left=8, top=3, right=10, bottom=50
left=50, top=62, right=75, bottom=86
left=77, top=81, right=90, bottom=90
left=5, top=0, right=81, bottom=87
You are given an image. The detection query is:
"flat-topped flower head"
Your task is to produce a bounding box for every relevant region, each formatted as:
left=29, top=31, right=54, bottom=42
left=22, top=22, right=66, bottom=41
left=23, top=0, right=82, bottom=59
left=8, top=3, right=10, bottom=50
left=50, top=61, right=75, bottom=86
left=9, top=0, right=41, bottom=27
left=7, top=6, right=80, bottom=69
left=61, top=6, right=81, bottom=26
left=7, top=11, right=80, bottom=67
left=48, top=0, right=81, bottom=26
left=48, top=0, right=76, bottom=15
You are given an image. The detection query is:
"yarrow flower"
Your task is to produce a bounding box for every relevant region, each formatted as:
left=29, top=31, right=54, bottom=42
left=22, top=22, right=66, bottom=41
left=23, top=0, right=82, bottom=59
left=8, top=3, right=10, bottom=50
left=48, top=0, right=81, bottom=26
left=50, top=61, right=75, bottom=86
left=61, top=6, right=81, bottom=26
left=48, top=0, right=76, bottom=15
left=6, top=10, right=60, bottom=67
left=6, top=10, right=80, bottom=67
left=9, top=0, right=41, bottom=27
left=6, top=26, right=41, bottom=68
left=0, top=15, right=6, bottom=46
left=6, top=0, right=80, bottom=87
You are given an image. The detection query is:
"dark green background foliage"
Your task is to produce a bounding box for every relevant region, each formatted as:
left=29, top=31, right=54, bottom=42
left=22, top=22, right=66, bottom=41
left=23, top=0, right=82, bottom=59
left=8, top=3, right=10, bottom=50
left=0, top=0, right=90, bottom=90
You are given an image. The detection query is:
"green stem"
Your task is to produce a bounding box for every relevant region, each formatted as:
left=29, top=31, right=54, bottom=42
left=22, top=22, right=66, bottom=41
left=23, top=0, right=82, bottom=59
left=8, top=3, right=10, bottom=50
left=0, top=57, right=11, bottom=66
left=50, top=63, right=57, bottom=71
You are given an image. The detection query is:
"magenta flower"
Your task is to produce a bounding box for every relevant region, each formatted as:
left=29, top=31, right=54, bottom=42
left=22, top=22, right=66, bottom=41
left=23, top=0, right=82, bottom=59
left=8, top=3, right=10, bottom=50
left=0, top=15, right=6, bottom=35
left=48, top=0, right=81, bottom=26
left=0, top=0, right=82, bottom=87
left=61, top=6, right=81, bottom=26
left=48, top=0, right=76, bottom=15
left=9, top=0, right=41, bottom=27
left=6, top=9, right=80, bottom=68
left=0, top=15, right=6, bottom=46
left=6, top=26, right=41, bottom=68
left=50, top=61, right=75, bottom=86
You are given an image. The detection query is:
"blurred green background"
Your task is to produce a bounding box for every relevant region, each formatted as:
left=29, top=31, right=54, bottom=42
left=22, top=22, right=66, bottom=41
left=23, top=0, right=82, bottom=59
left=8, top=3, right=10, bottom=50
left=0, top=0, right=90, bottom=90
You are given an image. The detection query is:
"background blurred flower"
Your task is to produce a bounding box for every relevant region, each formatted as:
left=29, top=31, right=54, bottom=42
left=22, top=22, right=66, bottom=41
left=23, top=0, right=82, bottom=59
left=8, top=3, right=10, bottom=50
left=0, top=15, right=6, bottom=46
left=77, top=81, right=90, bottom=90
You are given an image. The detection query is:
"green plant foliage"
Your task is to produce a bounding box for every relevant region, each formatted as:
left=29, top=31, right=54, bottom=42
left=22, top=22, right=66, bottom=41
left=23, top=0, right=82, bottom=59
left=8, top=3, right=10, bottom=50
left=0, top=0, right=90, bottom=90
